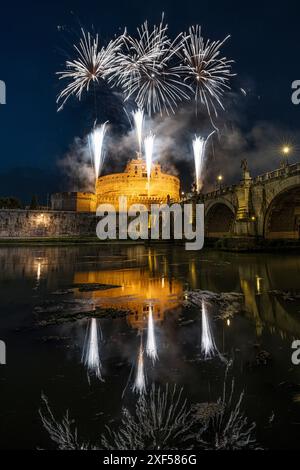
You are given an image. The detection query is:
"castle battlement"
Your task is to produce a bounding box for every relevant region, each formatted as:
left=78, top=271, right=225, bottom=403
left=96, top=158, right=180, bottom=210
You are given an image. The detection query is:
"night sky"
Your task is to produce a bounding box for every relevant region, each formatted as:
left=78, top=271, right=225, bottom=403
left=0, top=0, right=299, bottom=200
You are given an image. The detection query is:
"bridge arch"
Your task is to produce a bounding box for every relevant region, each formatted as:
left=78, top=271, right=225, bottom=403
left=205, top=200, right=236, bottom=238
left=264, top=184, right=300, bottom=239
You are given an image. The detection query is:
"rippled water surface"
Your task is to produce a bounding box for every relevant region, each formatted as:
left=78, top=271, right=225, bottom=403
left=1, top=244, right=300, bottom=449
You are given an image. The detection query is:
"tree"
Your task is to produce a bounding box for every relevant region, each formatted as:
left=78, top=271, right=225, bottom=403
left=0, top=196, right=23, bottom=209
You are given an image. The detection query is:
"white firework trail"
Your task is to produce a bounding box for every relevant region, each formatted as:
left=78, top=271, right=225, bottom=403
left=88, top=122, right=108, bottom=180
left=82, top=318, right=103, bottom=381
left=132, top=108, right=144, bottom=156
left=111, top=16, right=190, bottom=115
left=201, top=301, right=218, bottom=359
left=181, top=25, right=234, bottom=118
left=144, top=133, right=155, bottom=187
left=56, top=21, right=234, bottom=119
left=146, top=305, right=158, bottom=363
left=192, top=131, right=215, bottom=192
left=132, top=339, right=146, bottom=395
left=57, top=28, right=122, bottom=111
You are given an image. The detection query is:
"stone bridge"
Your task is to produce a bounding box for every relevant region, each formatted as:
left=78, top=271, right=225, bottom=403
left=196, top=161, right=300, bottom=240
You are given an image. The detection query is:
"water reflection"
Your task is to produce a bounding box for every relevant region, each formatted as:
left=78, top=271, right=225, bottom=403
left=81, top=318, right=103, bottom=382
left=133, top=336, right=146, bottom=395
left=201, top=301, right=218, bottom=359
left=146, top=305, right=158, bottom=363
left=237, top=259, right=300, bottom=337
left=2, top=246, right=300, bottom=449
left=73, top=268, right=183, bottom=330
left=1, top=246, right=300, bottom=338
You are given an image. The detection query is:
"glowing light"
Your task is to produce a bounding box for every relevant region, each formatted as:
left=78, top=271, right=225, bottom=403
left=57, top=29, right=122, bottom=111
left=217, top=175, right=223, bottom=182
left=82, top=318, right=102, bottom=381
left=88, top=122, right=108, bottom=180
left=56, top=22, right=234, bottom=118
left=201, top=301, right=218, bottom=359
left=133, top=339, right=146, bottom=394
left=112, top=15, right=190, bottom=115
left=226, top=319, right=231, bottom=327
left=132, top=108, right=144, bottom=156
left=146, top=305, right=158, bottom=362
left=256, top=276, right=262, bottom=295
left=181, top=25, right=234, bottom=119
left=35, top=213, right=49, bottom=226
left=282, top=145, right=291, bottom=155
left=193, top=132, right=215, bottom=192
left=33, top=257, right=48, bottom=286
left=144, top=133, right=155, bottom=187
left=36, top=262, right=41, bottom=282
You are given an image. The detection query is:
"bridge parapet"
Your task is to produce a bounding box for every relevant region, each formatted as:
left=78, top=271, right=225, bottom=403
left=253, top=162, right=300, bottom=184
left=198, top=184, right=237, bottom=201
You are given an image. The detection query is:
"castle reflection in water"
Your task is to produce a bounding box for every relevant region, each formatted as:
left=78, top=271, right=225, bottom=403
left=74, top=267, right=182, bottom=330
left=1, top=244, right=300, bottom=337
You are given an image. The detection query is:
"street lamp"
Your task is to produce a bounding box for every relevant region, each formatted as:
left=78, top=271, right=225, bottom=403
left=282, top=145, right=291, bottom=155
left=281, top=145, right=292, bottom=165
left=217, top=174, right=223, bottom=188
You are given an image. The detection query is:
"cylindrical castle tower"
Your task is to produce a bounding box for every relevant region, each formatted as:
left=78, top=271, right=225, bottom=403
left=96, top=158, right=180, bottom=210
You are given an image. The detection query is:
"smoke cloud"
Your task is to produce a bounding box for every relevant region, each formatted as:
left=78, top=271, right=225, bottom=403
left=57, top=92, right=300, bottom=193
left=57, top=136, right=95, bottom=192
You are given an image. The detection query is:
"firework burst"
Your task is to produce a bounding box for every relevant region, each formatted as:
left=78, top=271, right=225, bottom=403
left=56, top=19, right=235, bottom=120
left=181, top=25, right=234, bottom=118
left=88, top=122, right=108, bottom=180
left=144, top=133, right=155, bottom=186
left=193, top=131, right=215, bottom=192
left=112, top=17, right=190, bottom=115
left=132, top=108, right=144, bottom=156
left=57, top=29, right=121, bottom=111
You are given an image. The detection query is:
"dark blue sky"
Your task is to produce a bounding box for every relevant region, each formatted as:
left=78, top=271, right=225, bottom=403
left=0, top=0, right=299, bottom=198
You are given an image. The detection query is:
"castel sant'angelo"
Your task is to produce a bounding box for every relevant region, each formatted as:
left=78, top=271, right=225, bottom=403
left=51, top=156, right=181, bottom=212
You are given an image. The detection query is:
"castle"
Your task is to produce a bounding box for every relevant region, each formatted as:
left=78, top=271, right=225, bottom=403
left=51, top=157, right=180, bottom=212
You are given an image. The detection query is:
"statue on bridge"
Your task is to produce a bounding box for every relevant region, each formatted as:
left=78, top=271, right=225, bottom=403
left=241, top=159, right=248, bottom=172
left=241, top=159, right=251, bottom=182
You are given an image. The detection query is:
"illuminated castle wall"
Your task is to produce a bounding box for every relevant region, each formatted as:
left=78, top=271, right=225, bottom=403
left=50, top=158, right=180, bottom=212
left=51, top=192, right=96, bottom=212
left=96, top=158, right=180, bottom=210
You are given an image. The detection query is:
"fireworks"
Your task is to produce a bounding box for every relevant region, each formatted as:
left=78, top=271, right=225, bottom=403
left=57, top=29, right=121, bottom=111
left=82, top=318, right=103, bottom=381
left=56, top=19, right=234, bottom=191
left=181, top=25, right=234, bottom=118
left=57, top=20, right=234, bottom=118
left=146, top=305, right=158, bottom=363
left=112, top=16, right=190, bottom=115
left=88, top=122, right=108, bottom=180
left=201, top=301, right=218, bottom=359
left=144, top=133, right=155, bottom=186
left=132, top=108, right=144, bottom=156
left=193, top=131, right=215, bottom=192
